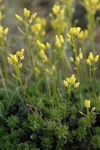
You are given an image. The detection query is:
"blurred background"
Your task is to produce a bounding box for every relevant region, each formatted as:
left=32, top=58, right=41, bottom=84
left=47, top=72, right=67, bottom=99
left=1, top=0, right=100, bottom=50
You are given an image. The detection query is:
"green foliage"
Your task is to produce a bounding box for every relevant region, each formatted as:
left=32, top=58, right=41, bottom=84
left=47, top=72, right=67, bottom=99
left=7, top=115, right=19, bottom=129
left=0, top=0, right=100, bottom=149
left=91, top=135, right=100, bottom=149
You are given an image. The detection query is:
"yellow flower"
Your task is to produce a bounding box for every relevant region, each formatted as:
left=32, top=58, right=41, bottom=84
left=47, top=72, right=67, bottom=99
left=15, top=14, right=23, bottom=22
left=78, top=49, right=83, bottom=59
left=59, top=35, right=64, bottom=44
left=8, top=54, right=18, bottom=65
left=86, top=59, right=91, bottom=65
left=55, top=35, right=64, bottom=48
left=86, top=52, right=99, bottom=65
left=52, top=4, right=60, bottom=15
left=63, top=80, right=68, bottom=87
left=24, top=8, right=30, bottom=18
left=63, top=74, right=79, bottom=88
left=74, top=82, right=80, bottom=88
left=8, top=49, right=24, bottom=68
left=70, top=74, right=76, bottom=85
left=30, top=12, right=37, bottom=20
left=36, top=40, right=46, bottom=50
left=16, top=49, right=24, bottom=60
left=88, top=52, right=94, bottom=61
left=93, top=55, right=99, bottom=62
left=39, top=50, right=48, bottom=63
left=67, top=27, right=84, bottom=40
left=31, top=24, right=41, bottom=33
left=46, top=42, right=50, bottom=49
left=84, top=100, right=91, bottom=109
left=67, top=34, right=71, bottom=41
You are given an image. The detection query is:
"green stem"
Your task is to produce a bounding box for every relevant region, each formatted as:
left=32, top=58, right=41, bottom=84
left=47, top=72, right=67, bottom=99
left=25, top=25, right=34, bottom=74
left=51, top=74, right=59, bottom=105
left=44, top=69, right=54, bottom=109
left=67, top=89, right=71, bottom=109
left=72, top=39, right=77, bottom=57
left=25, top=24, right=40, bottom=96
left=16, top=66, right=31, bottom=104
left=87, top=108, right=92, bottom=136
left=1, top=38, right=8, bottom=79
left=89, top=66, right=96, bottom=99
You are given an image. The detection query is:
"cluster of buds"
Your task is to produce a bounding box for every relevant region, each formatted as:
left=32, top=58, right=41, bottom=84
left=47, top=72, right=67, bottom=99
left=37, top=40, right=50, bottom=63
left=39, top=50, right=48, bottom=63
left=36, top=40, right=50, bottom=51
left=7, top=49, right=24, bottom=69
left=86, top=52, right=99, bottom=65
left=0, top=25, right=9, bottom=41
left=63, top=74, right=80, bottom=88
left=82, top=0, right=100, bottom=15
left=15, top=8, right=37, bottom=25
left=45, top=65, right=56, bottom=76
left=31, top=17, right=46, bottom=38
left=52, top=4, right=60, bottom=15
left=55, top=35, right=64, bottom=48
left=67, top=27, right=84, bottom=41
left=70, top=49, right=83, bottom=66
left=50, top=4, right=67, bottom=34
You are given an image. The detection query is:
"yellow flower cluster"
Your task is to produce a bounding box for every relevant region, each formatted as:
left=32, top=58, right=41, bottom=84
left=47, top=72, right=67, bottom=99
left=83, top=0, right=100, bottom=15
left=84, top=100, right=91, bottom=109
left=7, top=49, right=24, bottom=69
left=36, top=40, right=50, bottom=51
left=86, top=52, right=99, bottom=65
left=15, top=8, right=37, bottom=24
left=36, top=39, right=50, bottom=63
left=52, top=4, right=60, bottom=15
left=70, top=49, right=83, bottom=66
left=55, top=35, right=64, bottom=48
left=0, top=25, right=9, bottom=41
left=45, top=65, right=56, bottom=76
left=39, top=50, right=48, bottom=63
left=63, top=74, right=80, bottom=88
left=31, top=17, right=46, bottom=38
left=75, top=50, right=83, bottom=65
left=67, top=27, right=83, bottom=41
left=50, top=4, right=67, bottom=34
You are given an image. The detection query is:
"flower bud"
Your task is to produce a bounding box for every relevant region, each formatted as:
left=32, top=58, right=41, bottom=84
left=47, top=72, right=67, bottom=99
left=15, top=14, right=23, bottom=22
left=94, top=55, right=99, bottom=62
left=24, top=8, right=30, bottom=18
left=84, top=100, right=90, bottom=109
left=88, top=52, right=93, bottom=61
left=86, top=59, right=91, bottom=65
left=74, top=82, right=80, bottom=88
left=63, top=80, right=68, bottom=87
